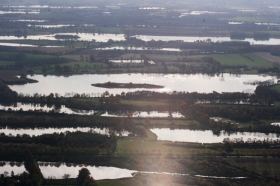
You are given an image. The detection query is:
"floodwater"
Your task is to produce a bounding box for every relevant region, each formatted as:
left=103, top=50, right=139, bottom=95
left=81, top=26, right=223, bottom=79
left=271, top=122, right=280, bottom=126
left=96, top=46, right=182, bottom=51
left=0, top=103, right=97, bottom=115
left=109, top=59, right=143, bottom=63
left=0, top=42, right=64, bottom=47
left=9, top=19, right=48, bottom=22
left=150, top=128, right=280, bottom=143
left=0, top=161, right=249, bottom=179
left=228, top=22, right=244, bottom=25
left=9, top=73, right=276, bottom=96
left=0, top=127, right=130, bottom=136
left=0, top=162, right=136, bottom=180
left=0, top=10, right=40, bottom=14
left=27, top=24, right=75, bottom=28
left=135, top=35, right=280, bottom=45
left=0, top=42, right=37, bottom=47
left=0, top=33, right=125, bottom=42
left=102, top=111, right=184, bottom=118
left=0, top=32, right=280, bottom=44
left=0, top=162, right=26, bottom=176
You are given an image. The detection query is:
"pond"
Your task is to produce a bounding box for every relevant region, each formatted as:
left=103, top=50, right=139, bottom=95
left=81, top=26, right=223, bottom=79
left=102, top=111, right=184, bottom=118
left=9, top=73, right=276, bottom=96
left=0, top=127, right=130, bottom=136
left=135, top=35, right=280, bottom=45
left=150, top=128, right=280, bottom=143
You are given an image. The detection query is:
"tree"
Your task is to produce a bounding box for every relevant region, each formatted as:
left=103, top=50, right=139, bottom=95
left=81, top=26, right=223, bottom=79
left=77, top=168, right=91, bottom=185
left=90, top=55, right=96, bottom=62
left=3, top=171, right=8, bottom=177
left=62, top=174, right=70, bottom=185
left=83, top=176, right=98, bottom=186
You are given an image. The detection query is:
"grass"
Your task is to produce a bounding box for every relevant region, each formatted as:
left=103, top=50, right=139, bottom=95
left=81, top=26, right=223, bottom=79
left=0, top=61, right=14, bottom=65
left=117, top=137, right=218, bottom=156
left=133, top=118, right=201, bottom=127
left=257, top=31, right=280, bottom=38
left=227, top=157, right=280, bottom=176
left=121, top=100, right=173, bottom=107
left=210, top=53, right=273, bottom=68
left=67, top=97, right=175, bottom=108
left=117, top=129, right=215, bottom=155
left=270, top=85, right=280, bottom=93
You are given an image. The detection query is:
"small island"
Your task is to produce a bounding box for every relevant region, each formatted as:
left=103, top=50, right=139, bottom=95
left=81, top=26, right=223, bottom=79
left=91, top=82, right=164, bottom=89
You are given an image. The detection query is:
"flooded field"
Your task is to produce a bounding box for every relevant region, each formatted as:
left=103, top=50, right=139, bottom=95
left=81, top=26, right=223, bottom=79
left=0, top=127, right=130, bottom=136
left=150, top=128, right=280, bottom=143
left=9, top=73, right=276, bottom=96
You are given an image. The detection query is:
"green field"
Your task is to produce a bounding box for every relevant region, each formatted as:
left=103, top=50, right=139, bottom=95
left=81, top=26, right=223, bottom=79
left=210, top=53, right=273, bottom=68
left=227, top=157, right=280, bottom=176
left=270, top=85, right=280, bottom=93
left=117, top=129, right=214, bottom=155
left=0, top=61, right=14, bottom=65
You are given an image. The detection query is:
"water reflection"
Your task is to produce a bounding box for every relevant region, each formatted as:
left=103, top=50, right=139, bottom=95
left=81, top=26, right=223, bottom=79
left=0, top=33, right=125, bottom=42
left=0, top=162, right=25, bottom=176
left=135, top=35, right=280, bottom=45
left=150, top=128, right=280, bottom=143
left=0, top=161, right=248, bottom=180
left=0, top=103, right=97, bottom=115
left=9, top=73, right=276, bottom=95
left=109, top=59, right=143, bottom=63
left=271, top=122, right=280, bottom=126
left=102, top=111, right=184, bottom=118
left=0, top=162, right=135, bottom=179
left=27, top=24, right=75, bottom=28
left=38, top=162, right=136, bottom=179
left=0, top=127, right=130, bottom=136
left=0, top=32, right=279, bottom=45
left=98, top=47, right=181, bottom=51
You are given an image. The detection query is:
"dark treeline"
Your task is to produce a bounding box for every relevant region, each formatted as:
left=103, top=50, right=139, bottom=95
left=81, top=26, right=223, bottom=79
left=15, top=57, right=69, bottom=69
left=0, top=81, right=18, bottom=102
left=0, top=156, right=43, bottom=186
left=0, top=131, right=117, bottom=158
left=0, top=110, right=147, bottom=137
left=223, top=138, right=280, bottom=153
left=0, top=52, right=27, bottom=61
left=15, top=90, right=251, bottom=112
left=188, top=104, right=280, bottom=122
